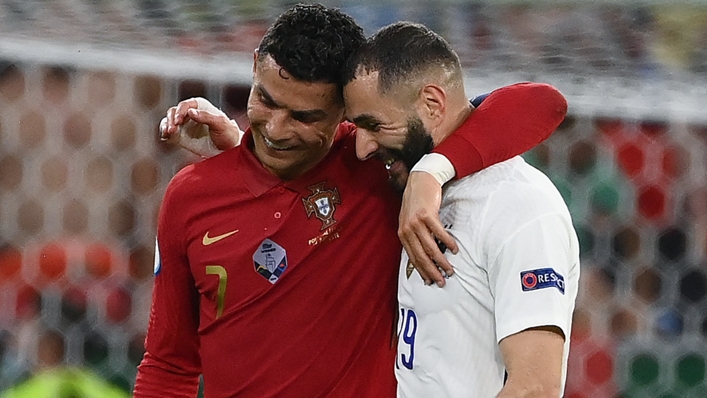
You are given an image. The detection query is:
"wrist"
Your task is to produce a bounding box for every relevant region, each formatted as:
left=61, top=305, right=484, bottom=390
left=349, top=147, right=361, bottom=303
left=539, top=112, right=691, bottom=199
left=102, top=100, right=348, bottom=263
left=410, top=153, right=456, bottom=186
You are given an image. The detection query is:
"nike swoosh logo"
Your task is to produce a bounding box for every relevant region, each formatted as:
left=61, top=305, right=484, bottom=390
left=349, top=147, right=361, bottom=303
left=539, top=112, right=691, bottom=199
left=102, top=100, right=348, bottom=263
left=202, top=229, right=239, bottom=246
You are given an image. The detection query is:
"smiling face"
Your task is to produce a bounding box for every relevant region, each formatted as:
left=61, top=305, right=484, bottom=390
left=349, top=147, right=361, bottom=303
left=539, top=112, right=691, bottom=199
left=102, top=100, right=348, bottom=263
left=344, top=70, right=433, bottom=190
left=246, top=54, right=345, bottom=180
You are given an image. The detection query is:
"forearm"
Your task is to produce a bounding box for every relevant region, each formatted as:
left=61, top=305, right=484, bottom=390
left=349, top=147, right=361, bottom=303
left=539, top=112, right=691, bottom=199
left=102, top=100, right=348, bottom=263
left=434, top=82, right=567, bottom=179
left=134, top=353, right=200, bottom=398
left=134, top=287, right=202, bottom=398
left=495, top=377, right=561, bottom=398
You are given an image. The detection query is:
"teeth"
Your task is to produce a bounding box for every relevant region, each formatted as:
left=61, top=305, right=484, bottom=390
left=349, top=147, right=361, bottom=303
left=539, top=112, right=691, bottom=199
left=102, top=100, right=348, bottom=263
left=264, top=136, right=292, bottom=150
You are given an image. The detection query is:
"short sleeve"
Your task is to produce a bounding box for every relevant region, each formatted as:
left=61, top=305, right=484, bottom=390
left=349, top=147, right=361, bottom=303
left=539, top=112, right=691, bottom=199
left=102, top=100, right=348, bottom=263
left=486, top=213, right=579, bottom=343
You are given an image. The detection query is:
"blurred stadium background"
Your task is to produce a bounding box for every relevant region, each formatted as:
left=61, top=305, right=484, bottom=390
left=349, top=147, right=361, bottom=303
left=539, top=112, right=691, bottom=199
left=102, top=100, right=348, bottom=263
left=0, top=0, right=706, bottom=397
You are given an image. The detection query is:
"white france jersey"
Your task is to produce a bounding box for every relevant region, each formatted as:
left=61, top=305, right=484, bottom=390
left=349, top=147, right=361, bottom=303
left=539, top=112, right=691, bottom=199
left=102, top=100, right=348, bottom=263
left=396, top=156, right=580, bottom=398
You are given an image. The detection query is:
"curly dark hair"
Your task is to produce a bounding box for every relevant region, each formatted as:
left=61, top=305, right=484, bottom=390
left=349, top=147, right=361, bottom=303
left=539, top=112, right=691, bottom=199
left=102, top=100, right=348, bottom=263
left=257, top=3, right=365, bottom=87
left=343, top=21, right=462, bottom=93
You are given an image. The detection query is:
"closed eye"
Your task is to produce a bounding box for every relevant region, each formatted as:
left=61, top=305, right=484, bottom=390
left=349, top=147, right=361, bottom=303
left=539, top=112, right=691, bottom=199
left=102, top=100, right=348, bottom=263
left=363, top=123, right=381, bottom=132
left=292, top=111, right=326, bottom=124
left=352, top=115, right=382, bottom=132
left=258, top=91, right=277, bottom=109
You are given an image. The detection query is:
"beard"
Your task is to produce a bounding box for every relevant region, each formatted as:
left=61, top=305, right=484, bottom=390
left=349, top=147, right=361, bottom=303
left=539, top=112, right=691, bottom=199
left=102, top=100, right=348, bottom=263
left=387, top=116, right=434, bottom=191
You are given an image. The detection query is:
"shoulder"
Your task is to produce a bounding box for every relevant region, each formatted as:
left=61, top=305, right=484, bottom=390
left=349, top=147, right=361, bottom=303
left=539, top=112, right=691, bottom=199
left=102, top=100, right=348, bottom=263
left=449, top=159, right=578, bottom=275
left=447, top=157, right=571, bottom=228
left=493, top=158, right=567, bottom=216
left=164, top=149, right=239, bottom=202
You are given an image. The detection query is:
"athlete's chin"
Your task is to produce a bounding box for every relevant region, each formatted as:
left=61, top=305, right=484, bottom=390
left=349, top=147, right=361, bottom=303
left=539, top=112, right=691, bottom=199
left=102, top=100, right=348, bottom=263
left=259, top=139, right=336, bottom=179
left=257, top=149, right=320, bottom=180
left=262, top=144, right=298, bottom=160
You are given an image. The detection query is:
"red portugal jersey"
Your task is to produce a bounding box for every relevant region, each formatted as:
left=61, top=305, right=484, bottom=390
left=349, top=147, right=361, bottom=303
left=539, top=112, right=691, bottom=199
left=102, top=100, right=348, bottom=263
left=136, top=124, right=401, bottom=398
left=134, top=82, right=567, bottom=398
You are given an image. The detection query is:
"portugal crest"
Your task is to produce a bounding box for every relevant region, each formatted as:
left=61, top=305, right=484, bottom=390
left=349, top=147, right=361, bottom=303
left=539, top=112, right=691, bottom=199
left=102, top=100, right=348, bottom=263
left=302, top=182, right=341, bottom=231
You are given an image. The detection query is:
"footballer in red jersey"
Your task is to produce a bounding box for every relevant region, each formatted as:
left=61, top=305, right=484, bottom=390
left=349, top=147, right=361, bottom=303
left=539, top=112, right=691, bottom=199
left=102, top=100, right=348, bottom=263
left=134, top=5, right=567, bottom=398
left=138, top=123, right=402, bottom=397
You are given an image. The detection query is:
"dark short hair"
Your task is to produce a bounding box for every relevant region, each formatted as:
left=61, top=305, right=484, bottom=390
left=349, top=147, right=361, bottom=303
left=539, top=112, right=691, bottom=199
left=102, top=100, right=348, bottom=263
left=257, top=3, right=365, bottom=87
left=344, top=21, right=462, bottom=92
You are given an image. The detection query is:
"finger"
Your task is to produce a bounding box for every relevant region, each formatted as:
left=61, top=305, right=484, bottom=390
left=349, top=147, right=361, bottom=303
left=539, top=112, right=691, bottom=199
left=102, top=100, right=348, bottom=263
left=412, top=262, right=432, bottom=286
left=429, top=248, right=454, bottom=279
left=159, top=117, right=168, bottom=141
left=444, top=233, right=459, bottom=255
left=402, top=230, right=445, bottom=286
left=399, top=217, right=444, bottom=286
left=165, top=107, right=180, bottom=135
left=186, top=108, right=242, bottom=150
left=413, top=229, right=450, bottom=286
left=404, top=203, right=458, bottom=278
left=194, top=97, right=225, bottom=115
left=421, top=220, right=457, bottom=276
left=400, top=230, right=433, bottom=285
left=186, top=108, right=230, bottom=134
left=424, top=217, right=458, bottom=255
left=413, top=257, right=434, bottom=286
left=174, top=98, right=200, bottom=125
left=187, top=108, right=220, bottom=125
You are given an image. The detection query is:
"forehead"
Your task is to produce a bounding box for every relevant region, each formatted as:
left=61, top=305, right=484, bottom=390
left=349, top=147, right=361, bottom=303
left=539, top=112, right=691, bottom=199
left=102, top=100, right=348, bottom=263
left=343, top=70, right=407, bottom=121
left=255, top=55, right=341, bottom=111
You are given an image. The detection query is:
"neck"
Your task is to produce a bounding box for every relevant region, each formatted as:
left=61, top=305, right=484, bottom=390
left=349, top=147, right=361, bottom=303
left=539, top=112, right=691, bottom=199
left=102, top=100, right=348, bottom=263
left=431, top=100, right=474, bottom=148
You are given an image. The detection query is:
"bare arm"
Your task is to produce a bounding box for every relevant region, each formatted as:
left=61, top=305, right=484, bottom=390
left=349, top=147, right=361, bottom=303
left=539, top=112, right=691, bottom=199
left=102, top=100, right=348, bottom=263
left=496, top=326, right=565, bottom=398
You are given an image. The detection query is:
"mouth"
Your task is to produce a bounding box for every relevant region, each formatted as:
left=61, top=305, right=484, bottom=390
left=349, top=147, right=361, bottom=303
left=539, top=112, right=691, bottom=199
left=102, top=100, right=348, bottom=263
left=376, top=152, right=407, bottom=176
left=263, top=136, right=295, bottom=151
left=384, top=159, right=409, bottom=191
left=383, top=158, right=408, bottom=177
left=384, top=158, right=395, bottom=170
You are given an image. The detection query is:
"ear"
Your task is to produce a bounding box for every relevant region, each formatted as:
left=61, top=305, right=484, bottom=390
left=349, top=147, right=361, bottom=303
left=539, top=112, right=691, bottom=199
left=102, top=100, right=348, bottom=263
left=252, top=50, right=259, bottom=74
left=418, top=84, right=446, bottom=124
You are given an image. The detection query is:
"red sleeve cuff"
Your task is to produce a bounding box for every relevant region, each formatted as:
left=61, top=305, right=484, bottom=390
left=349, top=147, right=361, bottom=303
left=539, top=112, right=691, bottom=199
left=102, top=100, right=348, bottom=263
left=134, top=353, right=200, bottom=398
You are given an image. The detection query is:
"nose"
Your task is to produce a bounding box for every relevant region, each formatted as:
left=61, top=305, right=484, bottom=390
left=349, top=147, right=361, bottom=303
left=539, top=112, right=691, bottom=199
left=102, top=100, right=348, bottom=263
left=355, top=128, right=379, bottom=161
left=264, top=110, right=293, bottom=141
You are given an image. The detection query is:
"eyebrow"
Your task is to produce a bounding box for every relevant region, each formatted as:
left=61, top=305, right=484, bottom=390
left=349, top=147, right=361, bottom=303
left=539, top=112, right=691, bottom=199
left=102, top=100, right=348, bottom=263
left=351, top=114, right=382, bottom=126
left=256, top=84, right=282, bottom=108
left=256, top=84, right=328, bottom=120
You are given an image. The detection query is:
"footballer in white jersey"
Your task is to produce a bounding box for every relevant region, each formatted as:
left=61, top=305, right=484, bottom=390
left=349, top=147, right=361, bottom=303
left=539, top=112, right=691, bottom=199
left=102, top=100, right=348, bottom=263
left=395, top=156, right=580, bottom=398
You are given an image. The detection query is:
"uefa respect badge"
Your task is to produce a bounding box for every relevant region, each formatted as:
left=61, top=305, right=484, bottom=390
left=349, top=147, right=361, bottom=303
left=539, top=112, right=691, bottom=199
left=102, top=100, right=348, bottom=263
left=520, top=268, right=565, bottom=294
